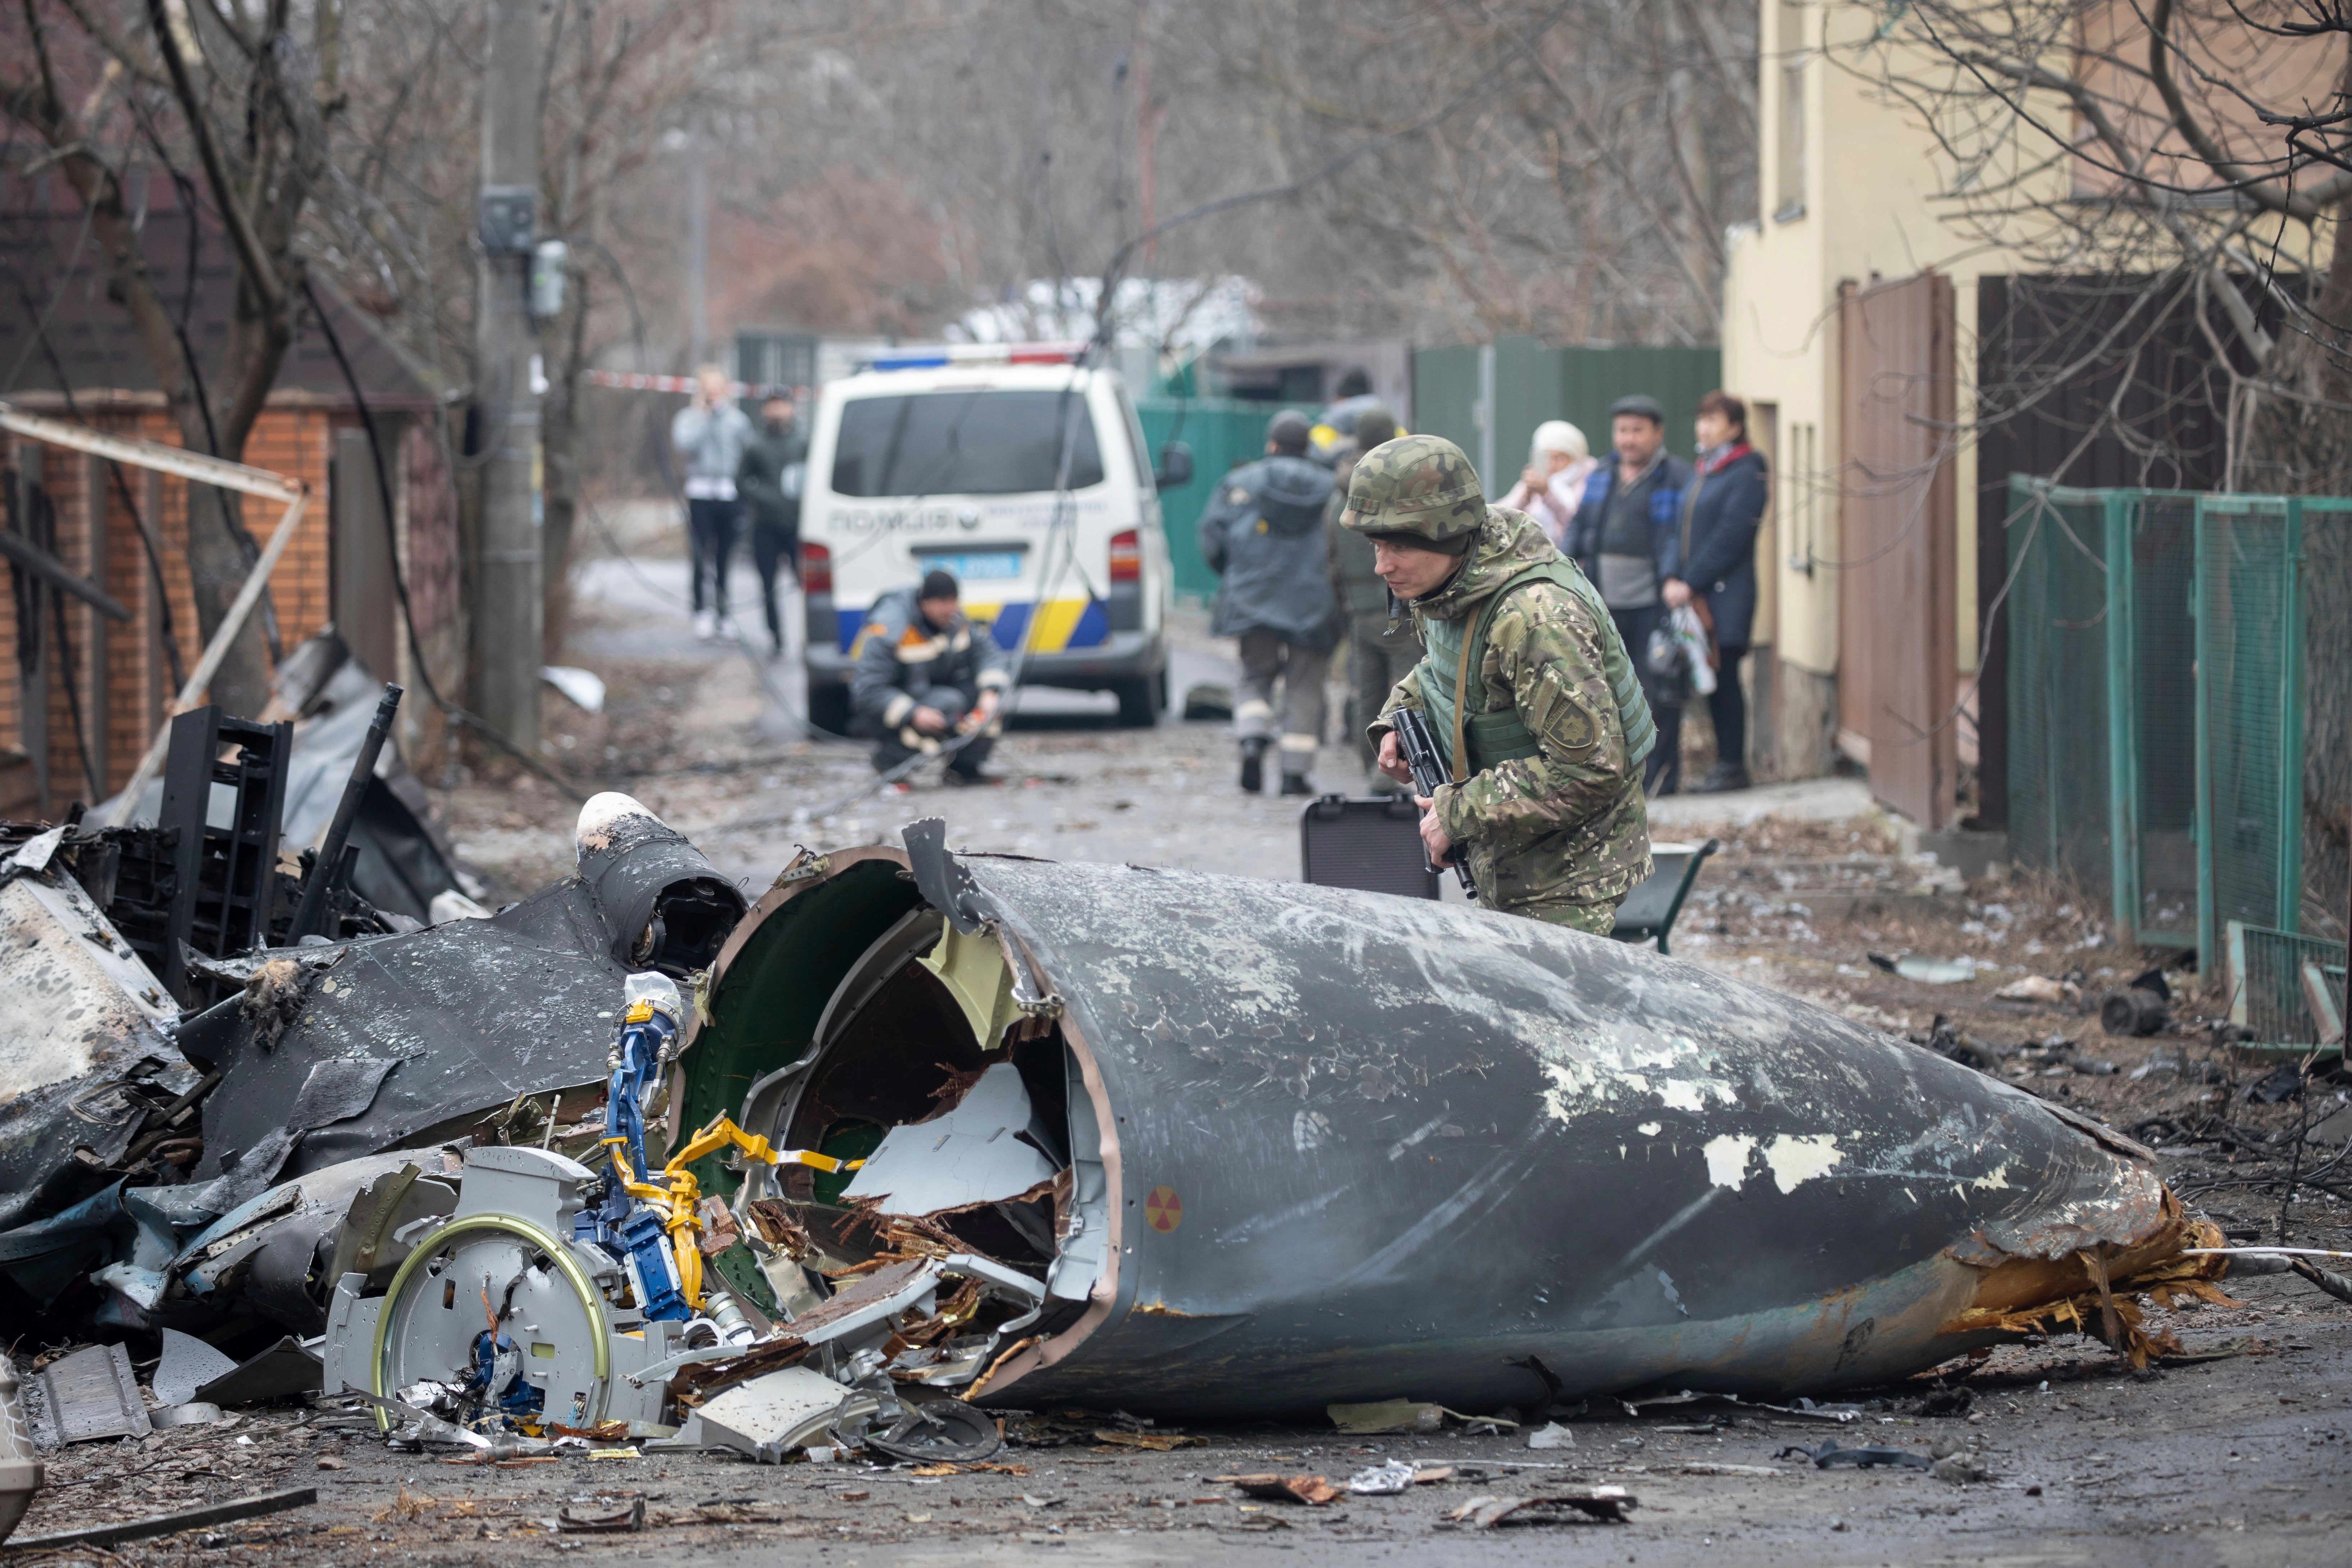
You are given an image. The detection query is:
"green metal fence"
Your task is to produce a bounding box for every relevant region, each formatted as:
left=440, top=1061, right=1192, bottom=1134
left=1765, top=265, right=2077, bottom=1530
left=2116, top=492, right=2200, bottom=944
left=1136, top=398, right=1312, bottom=603
left=2003, top=481, right=2112, bottom=892
left=2006, top=477, right=2325, bottom=959
left=1141, top=344, right=1719, bottom=602
left=2226, top=921, right=2348, bottom=1051
left=1410, top=339, right=1723, bottom=486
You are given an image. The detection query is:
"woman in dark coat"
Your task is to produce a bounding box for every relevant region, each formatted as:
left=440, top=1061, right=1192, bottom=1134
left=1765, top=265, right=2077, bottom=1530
left=1664, top=391, right=1769, bottom=793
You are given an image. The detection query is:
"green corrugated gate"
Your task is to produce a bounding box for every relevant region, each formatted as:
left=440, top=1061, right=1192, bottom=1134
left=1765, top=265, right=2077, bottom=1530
left=1136, top=398, right=1313, bottom=603
left=1143, top=344, right=1718, bottom=601
left=2005, top=476, right=2327, bottom=960
left=1411, top=338, right=1723, bottom=484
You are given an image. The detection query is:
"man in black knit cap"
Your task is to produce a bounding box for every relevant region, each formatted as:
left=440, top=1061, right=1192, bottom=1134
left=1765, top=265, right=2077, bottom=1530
left=848, top=569, right=1011, bottom=784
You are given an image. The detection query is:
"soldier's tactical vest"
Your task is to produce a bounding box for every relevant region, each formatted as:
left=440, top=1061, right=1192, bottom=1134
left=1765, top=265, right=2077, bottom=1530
left=1413, top=559, right=1656, bottom=781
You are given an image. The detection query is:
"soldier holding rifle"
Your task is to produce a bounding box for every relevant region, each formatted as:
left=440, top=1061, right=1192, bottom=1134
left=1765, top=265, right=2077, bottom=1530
left=1346, top=435, right=1655, bottom=933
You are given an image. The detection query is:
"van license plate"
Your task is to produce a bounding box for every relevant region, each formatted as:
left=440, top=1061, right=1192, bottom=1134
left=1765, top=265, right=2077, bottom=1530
left=916, top=550, right=1024, bottom=582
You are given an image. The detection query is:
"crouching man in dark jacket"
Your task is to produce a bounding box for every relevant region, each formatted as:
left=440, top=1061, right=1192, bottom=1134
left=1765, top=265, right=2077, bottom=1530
left=849, top=569, right=1010, bottom=784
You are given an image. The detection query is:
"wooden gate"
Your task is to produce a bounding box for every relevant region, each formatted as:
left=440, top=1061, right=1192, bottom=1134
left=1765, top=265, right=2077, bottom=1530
left=1837, top=273, right=1959, bottom=829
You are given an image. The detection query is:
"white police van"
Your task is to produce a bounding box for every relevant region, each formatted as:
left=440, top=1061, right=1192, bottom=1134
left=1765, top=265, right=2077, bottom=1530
left=799, top=343, right=1188, bottom=733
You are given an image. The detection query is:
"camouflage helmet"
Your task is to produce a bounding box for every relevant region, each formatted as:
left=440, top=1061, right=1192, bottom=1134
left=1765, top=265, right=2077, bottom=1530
left=1341, top=433, right=1486, bottom=544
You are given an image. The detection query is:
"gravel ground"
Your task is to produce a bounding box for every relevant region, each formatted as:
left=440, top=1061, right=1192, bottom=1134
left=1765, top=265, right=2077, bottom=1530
left=39, top=549, right=2336, bottom=1565
left=16, top=1264, right=2351, bottom=1566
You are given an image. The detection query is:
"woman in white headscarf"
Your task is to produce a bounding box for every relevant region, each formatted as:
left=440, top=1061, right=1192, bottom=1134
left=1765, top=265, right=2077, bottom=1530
left=1498, top=420, right=1596, bottom=547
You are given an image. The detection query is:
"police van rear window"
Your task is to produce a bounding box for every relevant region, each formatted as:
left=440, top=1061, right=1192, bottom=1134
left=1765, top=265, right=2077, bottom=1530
left=830, top=390, right=1105, bottom=497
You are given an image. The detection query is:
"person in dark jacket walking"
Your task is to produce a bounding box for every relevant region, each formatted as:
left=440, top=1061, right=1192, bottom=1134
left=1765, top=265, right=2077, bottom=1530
left=1322, top=406, right=1418, bottom=785
left=1199, top=409, right=1339, bottom=794
left=736, top=393, right=808, bottom=660
left=1665, top=391, right=1770, bottom=793
left=849, top=570, right=1010, bottom=784
left=1566, top=394, right=1695, bottom=795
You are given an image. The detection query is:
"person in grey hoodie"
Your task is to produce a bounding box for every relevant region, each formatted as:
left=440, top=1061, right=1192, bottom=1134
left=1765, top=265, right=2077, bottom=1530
left=669, top=365, right=754, bottom=641
left=1198, top=409, right=1339, bottom=794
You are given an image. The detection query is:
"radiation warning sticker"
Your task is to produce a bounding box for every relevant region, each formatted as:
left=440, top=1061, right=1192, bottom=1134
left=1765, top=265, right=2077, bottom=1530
left=1144, top=1185, right=1183, bottom=1233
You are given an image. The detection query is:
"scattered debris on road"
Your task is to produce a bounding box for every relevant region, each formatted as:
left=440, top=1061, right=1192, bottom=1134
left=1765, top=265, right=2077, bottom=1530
left=2, top=731, right=2339, bottom=1557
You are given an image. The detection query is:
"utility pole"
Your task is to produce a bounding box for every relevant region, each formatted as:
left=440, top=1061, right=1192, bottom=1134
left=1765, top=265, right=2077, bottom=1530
left=688, top=120, right=710, bottom=369
left=1134, top=4, right=1157, bottom=274
left=475, top=0, right=542, bottom=754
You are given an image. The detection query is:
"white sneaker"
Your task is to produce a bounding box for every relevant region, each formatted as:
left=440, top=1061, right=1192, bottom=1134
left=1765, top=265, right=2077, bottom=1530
left=715, top=614, right=742, bottom=643
left=693, top=610, right=717, bottom=642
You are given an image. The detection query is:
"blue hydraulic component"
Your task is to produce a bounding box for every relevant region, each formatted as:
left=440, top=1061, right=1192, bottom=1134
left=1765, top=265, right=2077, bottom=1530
left=588, top=972, right=691, bottom=1321
left=464, top=1329, right=544, bottom=1418
left=603, top=973, right=683, bottom=1184
left=571, top=1178, right=633, bottom=1252
left=617, top=1204, right=689, bottom=1322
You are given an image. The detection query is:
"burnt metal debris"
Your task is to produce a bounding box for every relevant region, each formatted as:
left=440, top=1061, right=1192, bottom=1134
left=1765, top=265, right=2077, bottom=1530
left=187, top=790, right=745, bottom=1195
left=0, top=788, right=2279, bottom=1481
left=678, top=821, right=2228, bottom=1419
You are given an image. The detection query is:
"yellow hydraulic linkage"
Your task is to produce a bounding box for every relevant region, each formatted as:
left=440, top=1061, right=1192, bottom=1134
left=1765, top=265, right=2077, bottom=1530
left=606, top=1115, right=860, bottom=1313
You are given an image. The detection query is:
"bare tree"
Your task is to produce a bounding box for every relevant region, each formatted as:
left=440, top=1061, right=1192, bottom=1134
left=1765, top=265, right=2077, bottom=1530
left=1841, top=0, right=2348, bottom=484
left=3, top=0, right=346, bottom=714
left=1838, top=0, right=2349, bottom=931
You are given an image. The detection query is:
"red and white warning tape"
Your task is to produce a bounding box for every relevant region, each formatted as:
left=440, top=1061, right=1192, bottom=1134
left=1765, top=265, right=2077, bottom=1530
left=582, top=370, right=807, bottom=399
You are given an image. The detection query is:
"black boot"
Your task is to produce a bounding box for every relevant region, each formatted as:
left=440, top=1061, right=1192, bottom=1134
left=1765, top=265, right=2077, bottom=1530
left=1239, top=738, right=1267, bottom=794
left=1693, top=761, right=1752, bottom=794
left=1278, top=773, right=1313, bottom=797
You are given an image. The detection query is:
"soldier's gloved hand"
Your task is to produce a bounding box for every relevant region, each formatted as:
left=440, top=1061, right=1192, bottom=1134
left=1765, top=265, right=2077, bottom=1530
left=1413, top=794, right=1453, bottom=864
left=1376, top=730, right=1414, bottom=786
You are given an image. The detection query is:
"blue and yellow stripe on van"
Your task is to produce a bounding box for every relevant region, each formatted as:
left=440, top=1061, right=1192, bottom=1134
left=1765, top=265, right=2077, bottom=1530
left=838, top=598, right=1110, bottom=655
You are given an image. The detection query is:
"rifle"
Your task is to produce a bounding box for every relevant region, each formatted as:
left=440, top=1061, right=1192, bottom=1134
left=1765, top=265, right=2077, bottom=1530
left=1391, top=707, right=1477, bottom=895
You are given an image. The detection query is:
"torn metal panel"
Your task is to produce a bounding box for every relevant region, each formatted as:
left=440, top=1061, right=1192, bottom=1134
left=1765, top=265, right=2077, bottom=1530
left=839, top=1063, right=1058, bottom=1215
left=151, top=1327, right=237, bottom=1407
left=167, top=1151, right=461, bottom=1335
left=274, top=647, right=467, bottom=925
left=108, top=632, right=474, bottom=927
left=689, top=828, right=2209, bottom=1419
left=0, top=862, right=186, bottom=1230
left=287, top=1058, right=399, bottom=1132
left=191, top=1336, right=322, bottom=1407
left=0, top=1182, right=135, bottom=1308
left=26, top=1343, right=149, bottom=1446
left=694, top=1366, right=867, bottom=1463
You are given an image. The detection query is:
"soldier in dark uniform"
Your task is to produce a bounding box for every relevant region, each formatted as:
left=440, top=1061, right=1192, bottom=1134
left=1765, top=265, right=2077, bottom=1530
left=1197, top=409, right=1340, bottom=795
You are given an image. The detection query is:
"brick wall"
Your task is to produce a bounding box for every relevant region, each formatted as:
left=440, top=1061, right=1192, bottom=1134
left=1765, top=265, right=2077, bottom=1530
left=0, top=406, right=338, bottom=815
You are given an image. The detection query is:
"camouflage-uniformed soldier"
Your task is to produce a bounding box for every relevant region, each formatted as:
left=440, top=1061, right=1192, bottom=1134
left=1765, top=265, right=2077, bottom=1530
left=1345, top=434, right=1655, bottom=932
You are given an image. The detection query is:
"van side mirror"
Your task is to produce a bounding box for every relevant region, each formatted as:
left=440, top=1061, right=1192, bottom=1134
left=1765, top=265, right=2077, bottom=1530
left=1154, top=441, right=1194, bottom=492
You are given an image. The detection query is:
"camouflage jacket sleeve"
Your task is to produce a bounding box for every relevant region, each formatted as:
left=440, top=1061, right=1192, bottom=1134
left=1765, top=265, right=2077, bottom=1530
left=1366, top=664, right=1425, bottom=745
left=1431, top=582, right=1629, bottom=846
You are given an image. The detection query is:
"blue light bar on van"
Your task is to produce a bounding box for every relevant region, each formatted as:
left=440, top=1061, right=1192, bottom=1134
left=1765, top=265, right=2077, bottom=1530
left=867, top=342, right=1087, bottom=372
